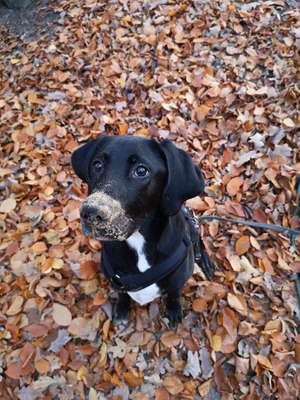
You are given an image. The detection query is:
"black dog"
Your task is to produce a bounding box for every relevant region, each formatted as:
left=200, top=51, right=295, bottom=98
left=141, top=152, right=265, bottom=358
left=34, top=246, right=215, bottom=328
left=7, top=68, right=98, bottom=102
left=71, top=135, right=213, bottom=327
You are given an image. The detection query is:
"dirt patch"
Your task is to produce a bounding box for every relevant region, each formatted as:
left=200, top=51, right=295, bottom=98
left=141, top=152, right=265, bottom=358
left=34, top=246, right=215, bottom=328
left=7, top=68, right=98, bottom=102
left=0, top=0, right=59, bottom=42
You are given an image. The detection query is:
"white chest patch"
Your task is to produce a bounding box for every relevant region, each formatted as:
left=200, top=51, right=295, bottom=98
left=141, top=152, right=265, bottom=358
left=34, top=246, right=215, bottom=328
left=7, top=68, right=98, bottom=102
left=126, top=232, right=161, bottom=306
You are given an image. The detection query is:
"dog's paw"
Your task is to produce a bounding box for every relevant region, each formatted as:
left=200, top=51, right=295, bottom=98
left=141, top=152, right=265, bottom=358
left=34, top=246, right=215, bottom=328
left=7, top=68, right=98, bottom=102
left=113, top=298, right=130, bottom=324
left=165, top=304, right=182, bottom=329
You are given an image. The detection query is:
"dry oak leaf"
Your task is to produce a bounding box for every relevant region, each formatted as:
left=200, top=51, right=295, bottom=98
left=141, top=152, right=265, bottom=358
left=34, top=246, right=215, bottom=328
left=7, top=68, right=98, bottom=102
left=163, top=375, right=184, bottom=395
left=226, top=177, right=243, bottom=197
left=80, top=260, right=98, bottom=279
left=6, top=295, right=24, bottom=316
left=0, top=197, right=16, bottom=213
left=227, top=293, right=248, bottom=316
left=235, top=236, right=250, bottom=256
left=160, top=331, right=181, bottom=348
left=52, top=303, right=72, bottom=326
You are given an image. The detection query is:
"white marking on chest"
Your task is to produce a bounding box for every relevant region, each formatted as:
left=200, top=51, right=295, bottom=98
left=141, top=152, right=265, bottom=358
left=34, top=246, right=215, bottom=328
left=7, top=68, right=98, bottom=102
left=126, top=232, right=160, bottom=306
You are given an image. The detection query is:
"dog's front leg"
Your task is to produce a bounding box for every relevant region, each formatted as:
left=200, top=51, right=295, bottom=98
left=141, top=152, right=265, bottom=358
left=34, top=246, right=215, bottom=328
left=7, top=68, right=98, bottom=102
left=165, top=290, right=182, bottom=329
left=114, top=292, right=131, bottom=323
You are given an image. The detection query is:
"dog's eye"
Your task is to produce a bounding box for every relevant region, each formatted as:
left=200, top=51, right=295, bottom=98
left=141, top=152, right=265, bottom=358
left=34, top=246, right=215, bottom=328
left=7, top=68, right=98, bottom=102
left=93, top=160, right=103, bottom=171
left=133, top=165, right=150, bottom=178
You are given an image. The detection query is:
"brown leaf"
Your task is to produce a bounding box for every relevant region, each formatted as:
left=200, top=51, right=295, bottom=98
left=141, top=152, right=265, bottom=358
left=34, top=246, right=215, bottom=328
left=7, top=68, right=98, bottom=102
left=222, top=307, right=238, bottom=336
left=5, top=362, right=22, bottom=379
left=24, top=324, right=49, bottom=337
left=211, top=335, right=222, bottom=352
left=192, top=298, right=208, bottom=313
left=52, top=303, right=72, bottom=326
left=27, top=92, right=46, bottom=105
left=163, top=375, right=184, bottom=395
left=227, top=293, right=248, bottom=316
left=0, top=197, right=16, bottom=213
left=256, top=355, right=273, bottom=370
left=155, top=388, right=170, bottom=400
left=226, top=177, right=243, bottom=197
left=34, top=358, right=50, bottom=374
left=282, top=117, right=295, bottom=128
left=6, top=295, right=24, bottom=316
left=196, top=104, right=210, bottom=121
left=80, top=260, right=98, bottom=279
left=68, top=317, right=99, bottom=340
left=124, top=370, right=144, bottom=387
left=160, top=331, right=181, bottom=348
left=235, top=236, right=250, bottom=256
left=31, top=241, right=47, bottom=255
left=118, top=122, right=129, bottom=135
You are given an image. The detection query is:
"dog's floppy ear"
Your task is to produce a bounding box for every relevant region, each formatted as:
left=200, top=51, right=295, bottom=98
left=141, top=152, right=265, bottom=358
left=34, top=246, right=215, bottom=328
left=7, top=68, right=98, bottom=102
left=71, top=136, right=107, bottom=182
left=160, top=140, right=205, bottom=216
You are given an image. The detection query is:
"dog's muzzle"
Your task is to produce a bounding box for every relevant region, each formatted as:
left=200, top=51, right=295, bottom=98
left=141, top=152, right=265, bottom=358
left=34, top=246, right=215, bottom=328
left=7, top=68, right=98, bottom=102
left=80, top=191, right=135, bottom=241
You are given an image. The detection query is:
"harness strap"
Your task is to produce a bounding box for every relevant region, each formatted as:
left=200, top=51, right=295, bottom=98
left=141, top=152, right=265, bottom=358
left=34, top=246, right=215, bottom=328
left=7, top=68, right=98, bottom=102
left=101, top=237, right=190, bottom=292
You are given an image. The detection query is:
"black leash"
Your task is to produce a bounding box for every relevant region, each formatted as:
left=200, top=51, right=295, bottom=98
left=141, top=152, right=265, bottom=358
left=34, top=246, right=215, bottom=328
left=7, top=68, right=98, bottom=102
left=197, top=215, right=300, bottom=241
left=196, top=178, right=300, bottom=305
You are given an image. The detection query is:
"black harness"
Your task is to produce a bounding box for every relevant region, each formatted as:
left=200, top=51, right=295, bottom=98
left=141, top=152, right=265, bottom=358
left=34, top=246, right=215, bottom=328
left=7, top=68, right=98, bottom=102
left=101, top=236, right=190, bottom=292
left=101, top=207, right=206, bottom=292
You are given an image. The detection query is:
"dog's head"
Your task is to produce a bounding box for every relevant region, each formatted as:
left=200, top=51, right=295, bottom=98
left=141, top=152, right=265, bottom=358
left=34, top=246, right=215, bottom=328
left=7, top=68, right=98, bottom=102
left=71, top=135, right=205, bottom=241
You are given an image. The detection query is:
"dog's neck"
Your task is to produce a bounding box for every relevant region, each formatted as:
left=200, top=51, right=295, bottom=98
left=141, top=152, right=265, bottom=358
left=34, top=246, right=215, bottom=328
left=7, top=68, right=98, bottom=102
left=126, top=209, right=183, bottom=260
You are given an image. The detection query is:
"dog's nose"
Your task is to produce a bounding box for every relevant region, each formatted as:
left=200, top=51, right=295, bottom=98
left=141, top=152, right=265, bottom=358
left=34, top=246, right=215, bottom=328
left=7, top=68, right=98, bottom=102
left=80, top=204, right=111, bottom=223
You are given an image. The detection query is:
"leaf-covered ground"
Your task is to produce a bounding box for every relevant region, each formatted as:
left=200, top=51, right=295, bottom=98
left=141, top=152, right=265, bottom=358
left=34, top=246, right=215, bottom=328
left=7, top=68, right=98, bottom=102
left=0, top=0, right=300, bottom=399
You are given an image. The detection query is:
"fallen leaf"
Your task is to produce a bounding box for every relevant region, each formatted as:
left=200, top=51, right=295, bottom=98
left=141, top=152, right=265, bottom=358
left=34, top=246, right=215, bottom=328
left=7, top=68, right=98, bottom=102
left=235, top=236, right=250, bottom=256
left=155, top=388, right=170, bottom=400
left=163, top=375, right=184, bottom=395
left=80, top=260, right=98, bottom=279
left=31, top=241, right=47, bottom=255
left=227, top=293, right=248, bottom=316
left=124, top=370, right=144, bottom=387
left=256, top=355, right=273, bottom=370
left=48, top=329, right=71, bottom=352
left=0, top=197, right=16, bottom=213
left=68, top=316, right=99, bottom=341
left=5, top=362, right=22, bottom=379
left=52, top=303, right=72, bottom=326
left=183, top=351, right=201, bottom=378
left=34, top=358, right=50, bottom=374
left=6, top=295, right=24, bottom=316
left=226, top=177, right=243, bottom=196
left=211, top=335, right=222, bottom=352
left=282, top=117, right=295, bottom=128
left=192, top=298, right=208, bottom=313
left=160, top=331, right=181, bottom=348
left=24, top=324, right=48, bottom=338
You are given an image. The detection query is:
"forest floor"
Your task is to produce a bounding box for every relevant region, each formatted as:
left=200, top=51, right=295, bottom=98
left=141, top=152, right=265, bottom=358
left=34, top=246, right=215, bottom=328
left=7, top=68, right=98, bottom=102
left=0, top=0, right=299, bottom=399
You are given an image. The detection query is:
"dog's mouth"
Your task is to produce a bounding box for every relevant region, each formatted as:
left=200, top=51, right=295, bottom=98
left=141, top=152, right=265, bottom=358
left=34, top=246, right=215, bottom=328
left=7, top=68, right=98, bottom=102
left=79, top=191, right=140, bottom=241
left=81, top=219, right=136, bottom=241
